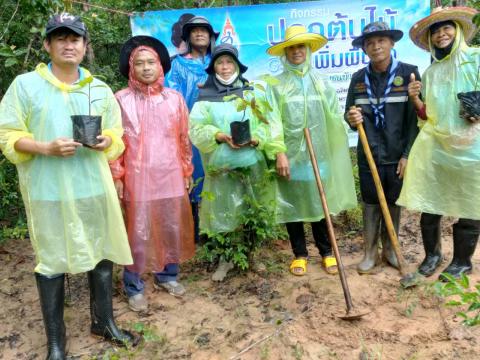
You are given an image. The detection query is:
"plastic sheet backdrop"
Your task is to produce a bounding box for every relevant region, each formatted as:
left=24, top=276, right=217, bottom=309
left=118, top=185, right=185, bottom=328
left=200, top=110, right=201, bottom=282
left=266, top=53, right=357, bottom=224
left=397, top=24, right=480, bottom=220
left=111, top=47, right=195, bottom=274
left=189, top=88, right=276, bottom=233
left=0, top=64, right=133, bottom=275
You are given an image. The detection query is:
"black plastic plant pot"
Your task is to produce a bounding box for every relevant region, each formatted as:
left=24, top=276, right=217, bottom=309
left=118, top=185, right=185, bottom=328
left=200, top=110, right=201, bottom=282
left=230, top=119, right=251, bottom=146
left=457, top=91, right=480, bottom=123
left=71, top=115, right=102, bottom=147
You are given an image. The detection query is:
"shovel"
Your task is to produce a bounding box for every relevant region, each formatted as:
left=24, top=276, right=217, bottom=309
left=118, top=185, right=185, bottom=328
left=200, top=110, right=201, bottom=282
left=355, top=118, right=420, bottom=288
left=304, top=128, right=370, bottom=320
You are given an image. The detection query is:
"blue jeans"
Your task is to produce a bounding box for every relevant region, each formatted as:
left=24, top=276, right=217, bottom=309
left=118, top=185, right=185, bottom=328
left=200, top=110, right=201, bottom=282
left=123, top=264, right=179, bottom=297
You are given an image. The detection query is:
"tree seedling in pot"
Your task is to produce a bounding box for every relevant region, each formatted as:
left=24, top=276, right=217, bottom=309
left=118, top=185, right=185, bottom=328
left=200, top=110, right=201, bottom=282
left=223, top=75, right=278, bottom=145
left=71, top=78, right=107, bottom=147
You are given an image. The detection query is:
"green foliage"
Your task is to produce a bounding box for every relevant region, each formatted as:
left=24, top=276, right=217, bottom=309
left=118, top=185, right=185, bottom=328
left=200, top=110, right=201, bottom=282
left=0, top=154, right=27, bottom=243
left=433, top=273, right=480, bottom=326
left=199, top=168, right=285, bottom=270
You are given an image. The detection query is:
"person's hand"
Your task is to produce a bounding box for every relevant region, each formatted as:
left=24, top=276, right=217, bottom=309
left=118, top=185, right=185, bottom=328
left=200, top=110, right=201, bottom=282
left=249, top=139, right=259, bottom=147
left=276, top=152, right=290, bottom=180
left=347, top=106, right=363, bottom=128
left=396, top=157, right=408, bottom=179
left=91, top=135, right=112, bottom=151
left=407, top=73, right=422, bottom=99
left=215, top=132, right=240, bottom=149
left=468, top=115, right=480, bottom=124
left=114, top=179, right=124, bottom=199
left=45, top=137, right=82, bottom=157
left=185, top=177, right=194, bottom=194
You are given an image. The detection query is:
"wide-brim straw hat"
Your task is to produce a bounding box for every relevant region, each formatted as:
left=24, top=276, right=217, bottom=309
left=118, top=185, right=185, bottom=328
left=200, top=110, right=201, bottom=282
left=409, top=6, right=479, bottom=51
left=119, top=35, right=171, bottom=78
left=267, top=25, right=327, bottom=56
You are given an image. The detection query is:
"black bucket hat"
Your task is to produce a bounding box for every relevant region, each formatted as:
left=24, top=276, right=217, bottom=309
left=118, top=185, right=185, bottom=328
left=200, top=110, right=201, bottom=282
left=205, top=43, right=248, bottom=75
left=181, top=16, right=220, bottom=41
left=352, top=21, right=403, bottom=48
left=119, top=36, right=171, bottom=78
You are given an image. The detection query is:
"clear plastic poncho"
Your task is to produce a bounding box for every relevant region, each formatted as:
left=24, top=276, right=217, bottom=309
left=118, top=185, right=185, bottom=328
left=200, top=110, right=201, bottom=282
left=189, top=86, right=275, bottom=233
left=266, top=54, right=357, bottom=223
left=110, top=46, right=195, bottom=273
left=166, top=54, right=211, bottom=203
left=397, top=25, right=480, bottom=220
left=0, top=63, right=133, bottom=275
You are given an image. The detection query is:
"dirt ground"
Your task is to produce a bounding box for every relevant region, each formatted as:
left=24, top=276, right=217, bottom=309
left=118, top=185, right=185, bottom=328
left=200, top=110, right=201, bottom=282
left=1, top=210, right=479, bottom=360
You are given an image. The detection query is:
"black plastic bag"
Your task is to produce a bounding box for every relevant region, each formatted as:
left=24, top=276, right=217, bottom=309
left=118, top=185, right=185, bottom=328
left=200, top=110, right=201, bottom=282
left=230, top=119, right=251, bottom=146
left=72, top=115, right=102, bottom=147
left=457, top=91, right=480, bottom=123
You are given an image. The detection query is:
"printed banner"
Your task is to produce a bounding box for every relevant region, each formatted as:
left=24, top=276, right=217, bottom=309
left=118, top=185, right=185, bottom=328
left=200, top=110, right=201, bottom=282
left=131, top=0, right=431, bottom=143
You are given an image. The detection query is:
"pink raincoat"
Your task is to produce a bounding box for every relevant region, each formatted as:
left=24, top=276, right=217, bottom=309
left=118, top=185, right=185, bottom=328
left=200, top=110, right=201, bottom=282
left=110, top=46, right=195, bottom=273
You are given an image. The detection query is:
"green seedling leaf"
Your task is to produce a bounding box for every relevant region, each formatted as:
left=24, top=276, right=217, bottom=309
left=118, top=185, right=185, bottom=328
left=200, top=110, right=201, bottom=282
left=223, top=94, right=237, bottom=102
left=259, top=74, right=280, bottom=86
left=254, top=83, right=266, bottom=92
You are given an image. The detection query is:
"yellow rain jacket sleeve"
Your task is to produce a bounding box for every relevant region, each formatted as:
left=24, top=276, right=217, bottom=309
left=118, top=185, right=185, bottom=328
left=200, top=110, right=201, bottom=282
left=0, top=64, right=132, bottom=275
left=397, top=29, right=480, bottom=220
left=266, top=67, right=357, bottom=223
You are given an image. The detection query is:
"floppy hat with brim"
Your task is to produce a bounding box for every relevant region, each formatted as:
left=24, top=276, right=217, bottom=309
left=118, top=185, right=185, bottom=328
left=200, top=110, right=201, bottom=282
left=267, top=25, right=327, bottom=56
left=351, top=21, right=403, bottom=48
left=205, top=43, right=248, bottom=75
left=409, top=6, right=479, bottom=51
left=181, top=16, right=220, bottom=41
left=119, top=36, right=171, bottom=78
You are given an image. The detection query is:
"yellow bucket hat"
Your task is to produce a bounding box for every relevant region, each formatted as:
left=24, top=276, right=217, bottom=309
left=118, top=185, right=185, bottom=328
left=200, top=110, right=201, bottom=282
left=267, top=25, right=328, bottom=56
left=409, top=6, right=479, bottom=51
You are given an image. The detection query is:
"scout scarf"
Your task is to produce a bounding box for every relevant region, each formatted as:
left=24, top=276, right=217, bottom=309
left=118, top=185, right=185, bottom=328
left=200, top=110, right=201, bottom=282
left=364, top=56, right=399, bottom=128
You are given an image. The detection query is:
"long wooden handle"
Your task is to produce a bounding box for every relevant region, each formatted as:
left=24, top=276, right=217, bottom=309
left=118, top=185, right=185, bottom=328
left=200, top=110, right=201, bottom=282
left=303, top=128, right=354, bottom=312
left=356, top=122, right=407, bottom=275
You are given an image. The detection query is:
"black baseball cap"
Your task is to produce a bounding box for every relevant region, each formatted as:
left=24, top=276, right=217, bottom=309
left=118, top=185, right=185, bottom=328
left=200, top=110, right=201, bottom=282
left=45, top=13, right=88, bottom=37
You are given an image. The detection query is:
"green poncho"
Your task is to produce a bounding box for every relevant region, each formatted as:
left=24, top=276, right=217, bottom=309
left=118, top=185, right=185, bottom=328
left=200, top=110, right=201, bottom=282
left=0, top=64, right=133, bottom=275
left=397, top=27, right=480, bottom=220
left=189, top=87, right=277, bottom=233
left=266, top=59, right=357, bottom=223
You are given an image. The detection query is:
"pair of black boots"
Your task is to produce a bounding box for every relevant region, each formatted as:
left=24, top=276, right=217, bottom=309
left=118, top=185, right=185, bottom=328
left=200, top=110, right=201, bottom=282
left=418, top=214, right=480, bottom=280
left=36, top=260, right=138, bottom=360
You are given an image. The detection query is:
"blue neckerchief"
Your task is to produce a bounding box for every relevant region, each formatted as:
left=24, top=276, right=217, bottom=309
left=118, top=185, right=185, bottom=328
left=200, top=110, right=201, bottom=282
left=47, top=62, right=84, bottom=82
left=364, top=56, right=399, bottom=129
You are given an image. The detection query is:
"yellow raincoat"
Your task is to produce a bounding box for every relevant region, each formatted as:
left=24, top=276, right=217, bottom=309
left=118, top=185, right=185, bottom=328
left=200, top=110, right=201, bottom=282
left=266, top=58, right=357, bottom=223
left=0, top=63, right=133, bottom=275
left=397, top=26, right=480, bottom=220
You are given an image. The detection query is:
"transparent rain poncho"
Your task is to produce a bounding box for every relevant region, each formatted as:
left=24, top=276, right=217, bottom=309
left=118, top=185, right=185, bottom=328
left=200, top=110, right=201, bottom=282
left=110, top=46, right=195, bottom=273
left=189, top=83, right=277, bottom=233
left=166, top=54, right=212, bottom=203
left=397, top=25, right=480, bottom=220
left=266, top=52, right=357, bottom=223
left=0, top=64, right=133, bottom=275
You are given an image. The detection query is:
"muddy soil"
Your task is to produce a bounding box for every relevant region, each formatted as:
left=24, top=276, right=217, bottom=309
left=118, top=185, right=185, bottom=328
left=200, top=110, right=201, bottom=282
left=0, top=210, right=479, bottom=360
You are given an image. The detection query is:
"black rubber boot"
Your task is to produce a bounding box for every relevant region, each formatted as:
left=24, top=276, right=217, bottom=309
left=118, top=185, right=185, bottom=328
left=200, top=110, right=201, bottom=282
left=357, top=203, right=382, bottom=274
left=440, top=219, right=480, bottom=281
left=381, top=205, right=401, bottom=269
left=418, top=213, right=443, bottom=276
left=35, top=273, right=67, bottom=360
left=88, top=260, right=139, bottom=347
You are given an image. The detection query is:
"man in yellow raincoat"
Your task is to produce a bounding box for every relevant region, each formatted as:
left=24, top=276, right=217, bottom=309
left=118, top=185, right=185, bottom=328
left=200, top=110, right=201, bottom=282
left=0, top=13, right=136, bottom=359
left=399, top=6, right=480, bottom=280
left=266, top=25, right=357, bottom=276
